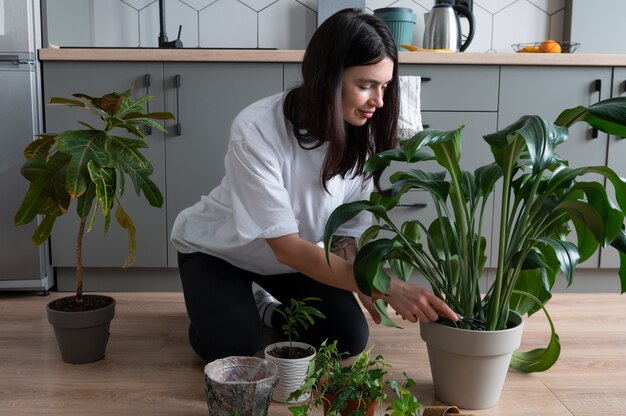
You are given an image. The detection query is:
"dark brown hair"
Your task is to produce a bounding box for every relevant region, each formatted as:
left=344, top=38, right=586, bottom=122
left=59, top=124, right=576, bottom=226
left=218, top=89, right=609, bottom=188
left=283, top=8, right=399, bottom=192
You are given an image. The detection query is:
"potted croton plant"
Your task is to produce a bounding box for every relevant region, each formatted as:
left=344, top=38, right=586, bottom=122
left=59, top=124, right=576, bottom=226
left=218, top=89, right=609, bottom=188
left=324, top=96, right=626, bottom=409
left=14, top=89, right=174, bottom=364
left=264, top=297, right=325, bottom=403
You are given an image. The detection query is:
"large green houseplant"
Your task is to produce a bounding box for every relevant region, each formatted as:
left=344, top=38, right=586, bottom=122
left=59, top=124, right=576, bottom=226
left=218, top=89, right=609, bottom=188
left=324, top=97, right=626, bottom=406
left=14, top=88, right=174, bottom=363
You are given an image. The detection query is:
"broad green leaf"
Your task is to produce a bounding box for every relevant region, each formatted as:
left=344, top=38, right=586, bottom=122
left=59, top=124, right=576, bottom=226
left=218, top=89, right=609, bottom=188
left=353, top=238, right=394, bottom=295
left=555, top=96, right=626, bottom=137
left=364, top=148, right=407, bottom=172
left=24, top=134, right=57, bottom=159
left=76, top=181, right=97, bottom=221
left=15, top=153, right=70, bottom=225
left=116, top=204, right=137, bottom=268
left=57, top=130, right=110, bottom=197
left=510, top=291, right=561, bottom=373
left=374, top=299, right=401, bottom=328
left=475, top=163, right=503, bottom=197
left=324, top=200, right=377, bottom=263
left=537, top=237, right=580, bottom=286
left=87, top=161, right=116, bottom=217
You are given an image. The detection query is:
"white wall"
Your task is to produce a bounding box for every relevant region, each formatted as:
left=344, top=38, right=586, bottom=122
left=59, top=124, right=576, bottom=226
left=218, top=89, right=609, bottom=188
left=45, top=0, right=94, bottom=47
left=45, top=0, right=566, bottom=52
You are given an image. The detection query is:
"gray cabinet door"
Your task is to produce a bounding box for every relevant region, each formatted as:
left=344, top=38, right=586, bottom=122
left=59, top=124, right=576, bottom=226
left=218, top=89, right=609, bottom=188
left=498, top=66, right=613, bottom=268
left=602, top=68, right=626, bottom=268
left=43, top=62, right=167, bottom=267
left=164, top=63, right=283, bottom=266
left=284, top=63, right=301, bottom=91
left=399, top=65, right=499, bottom=111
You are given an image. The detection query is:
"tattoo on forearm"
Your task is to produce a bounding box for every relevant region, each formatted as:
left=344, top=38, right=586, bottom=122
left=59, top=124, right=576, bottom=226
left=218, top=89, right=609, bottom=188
left=330, top=236, right=357, bottom=261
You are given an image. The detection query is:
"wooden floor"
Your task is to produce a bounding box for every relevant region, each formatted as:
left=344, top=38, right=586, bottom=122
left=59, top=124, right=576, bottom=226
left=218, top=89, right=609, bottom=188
left=1, top=291, right=625, bottom=415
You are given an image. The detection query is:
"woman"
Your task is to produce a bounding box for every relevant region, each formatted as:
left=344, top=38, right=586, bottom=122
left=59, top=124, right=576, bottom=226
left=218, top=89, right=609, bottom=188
left=171, top=8, right=457, bottom=363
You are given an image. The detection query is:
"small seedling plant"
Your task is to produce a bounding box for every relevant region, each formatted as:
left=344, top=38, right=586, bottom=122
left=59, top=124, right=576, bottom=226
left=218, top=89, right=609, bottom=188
left=271, top=297, right=325, bottom=359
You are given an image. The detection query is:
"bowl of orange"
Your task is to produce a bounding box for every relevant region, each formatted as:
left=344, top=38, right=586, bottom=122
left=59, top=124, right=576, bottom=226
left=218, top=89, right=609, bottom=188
left=511, top=40, right=580, bottom=53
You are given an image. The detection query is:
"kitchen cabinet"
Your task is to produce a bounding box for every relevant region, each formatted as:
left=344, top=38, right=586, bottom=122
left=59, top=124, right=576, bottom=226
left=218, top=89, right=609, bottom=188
left=43, top=62, right=284, bottom=275
left=163, top=63, right=284, bottom=265
left=497, top=66, right=613, bottom=268
left=601, top=67, right=626, bottom=268
left=42, top=62, right=167, bottom=268
left=39, top=53, right=626, bottom=291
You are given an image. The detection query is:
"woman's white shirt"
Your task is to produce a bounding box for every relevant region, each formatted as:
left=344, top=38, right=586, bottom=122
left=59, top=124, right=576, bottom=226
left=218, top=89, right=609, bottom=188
left=170, top=92, right=373, bottom=275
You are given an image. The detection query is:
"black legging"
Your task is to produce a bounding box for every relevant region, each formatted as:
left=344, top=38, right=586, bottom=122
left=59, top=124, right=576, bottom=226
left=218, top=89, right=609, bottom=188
left=177, top=251, right=369, bottom=362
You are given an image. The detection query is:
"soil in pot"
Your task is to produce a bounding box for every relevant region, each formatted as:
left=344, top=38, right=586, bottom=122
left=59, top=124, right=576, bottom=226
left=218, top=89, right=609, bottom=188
left=48, top=294, right=115, bottom=312
left=266, top=344, right=315, bottom=359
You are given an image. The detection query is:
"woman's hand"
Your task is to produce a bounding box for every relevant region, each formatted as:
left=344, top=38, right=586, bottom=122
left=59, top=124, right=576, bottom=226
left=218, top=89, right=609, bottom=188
left=373, top=280, right=458, bottom=324
left=357, top=292, right=382, bottom=325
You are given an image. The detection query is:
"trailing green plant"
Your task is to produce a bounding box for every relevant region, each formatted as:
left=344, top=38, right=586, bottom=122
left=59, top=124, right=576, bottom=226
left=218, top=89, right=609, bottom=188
left=274, top=297, right=326, bottom=355
left=324, top=96, right=626, bottom=373
left=287, top=340, right=421, bottom=416
left=14, top=88, right=174, bottom=300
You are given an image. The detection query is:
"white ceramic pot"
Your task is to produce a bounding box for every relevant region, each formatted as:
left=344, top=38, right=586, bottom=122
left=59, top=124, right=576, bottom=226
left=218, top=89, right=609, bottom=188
left=419, top=311, right=524, bottom=410
left=264, top=341, right=316, bottom=403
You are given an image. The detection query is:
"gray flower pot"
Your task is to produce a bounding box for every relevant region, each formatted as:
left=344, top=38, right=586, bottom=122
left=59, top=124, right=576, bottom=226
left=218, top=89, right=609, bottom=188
left=46, top=295, right=116, bottom=364
left=419, top=310, right=524, bottom=409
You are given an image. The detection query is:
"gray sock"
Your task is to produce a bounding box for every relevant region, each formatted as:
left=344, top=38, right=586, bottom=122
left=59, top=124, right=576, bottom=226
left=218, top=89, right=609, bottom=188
left=252, top=283, right=280, bottom=328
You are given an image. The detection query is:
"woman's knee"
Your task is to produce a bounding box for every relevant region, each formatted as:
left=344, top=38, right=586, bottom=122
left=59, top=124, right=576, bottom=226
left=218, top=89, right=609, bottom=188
left=188, top=324, right=262, bottom=362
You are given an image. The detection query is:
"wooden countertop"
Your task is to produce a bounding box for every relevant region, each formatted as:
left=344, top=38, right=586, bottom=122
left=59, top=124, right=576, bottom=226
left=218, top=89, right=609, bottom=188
left=38, top=48, right=626, bottom=66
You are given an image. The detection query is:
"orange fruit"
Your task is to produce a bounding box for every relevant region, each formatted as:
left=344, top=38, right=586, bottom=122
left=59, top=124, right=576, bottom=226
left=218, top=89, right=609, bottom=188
left=538, top=40, right=561, bottom=53
left=518, top=45, right=539, bottom=53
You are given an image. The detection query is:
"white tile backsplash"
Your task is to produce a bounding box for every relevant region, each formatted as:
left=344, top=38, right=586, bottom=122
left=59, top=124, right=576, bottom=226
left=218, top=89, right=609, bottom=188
left=47, top=0, right=566, bottom=52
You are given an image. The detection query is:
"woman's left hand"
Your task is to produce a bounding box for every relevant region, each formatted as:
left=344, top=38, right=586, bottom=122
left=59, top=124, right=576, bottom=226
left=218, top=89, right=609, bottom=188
left=357, top=292, right=381, bottom=324
left=373, top=279, right=458, bottom=324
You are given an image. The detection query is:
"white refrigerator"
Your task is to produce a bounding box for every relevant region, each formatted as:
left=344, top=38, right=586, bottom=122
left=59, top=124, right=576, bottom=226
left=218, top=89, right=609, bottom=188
left=0, top=0, right=52, bottom=292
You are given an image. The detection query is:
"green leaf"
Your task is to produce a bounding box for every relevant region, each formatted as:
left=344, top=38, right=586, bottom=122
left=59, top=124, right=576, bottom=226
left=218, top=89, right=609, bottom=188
left=537, top=237, right=580, bottom=287
left=555, top=96, right=626, bottom=137
left=510, top=291, right=561, bottom=373
left=14, top=153, right=71, bottom=225
left=24, top=134, right=57, bottom=159
left=116, top=204, right=137, bottom=268
left=57, top=130, right=110, bottom=198
left=87, top=160, right=116, bottom=217
left=324, top=200, right=377, bottom=263
left=353, top=239, right=395, bottom=295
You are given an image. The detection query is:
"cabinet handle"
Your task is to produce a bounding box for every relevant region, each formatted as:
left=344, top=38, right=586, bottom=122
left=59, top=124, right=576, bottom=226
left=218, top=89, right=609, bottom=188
left=589, top=79, right=602, bottom=139
left=398, top=203, right=428, bottom=208
left=421, top=77, right=431, bottom=82
left=422, top=124, right=430, bottom=129
left=175, top=75, right=182, bottom=136
left=143, top=74, right=152, bottom=135
left=622, top=80, right=626, bottom=94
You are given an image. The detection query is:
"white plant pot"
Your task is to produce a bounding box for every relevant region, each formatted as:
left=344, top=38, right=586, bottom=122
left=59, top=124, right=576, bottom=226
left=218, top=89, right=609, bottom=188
left=264, top=341, right=316, bottom=404
left=419, top=310, right=524, bottom=410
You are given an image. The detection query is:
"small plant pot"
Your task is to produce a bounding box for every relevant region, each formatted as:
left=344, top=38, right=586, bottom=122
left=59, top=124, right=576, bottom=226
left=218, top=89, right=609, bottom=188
left=204, top=356, right=278, bottom=416
left=264, top=341, right=316, bottom=403
left=419, top=310, right=525, bottom=409
left=322, top=394, right=377, bottom=416
left=46, top=295, right=116, bottom=364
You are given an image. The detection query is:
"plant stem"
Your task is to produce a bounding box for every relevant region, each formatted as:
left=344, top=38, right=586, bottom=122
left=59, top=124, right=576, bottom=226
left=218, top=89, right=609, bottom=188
left=490, top=151, right=516, bottom=330
left=76, top=220, right=85, bottom=300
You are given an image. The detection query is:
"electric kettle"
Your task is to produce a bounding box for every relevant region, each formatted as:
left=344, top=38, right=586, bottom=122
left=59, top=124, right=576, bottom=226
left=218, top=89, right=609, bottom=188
left=423, top=0, right=475, bottom=52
